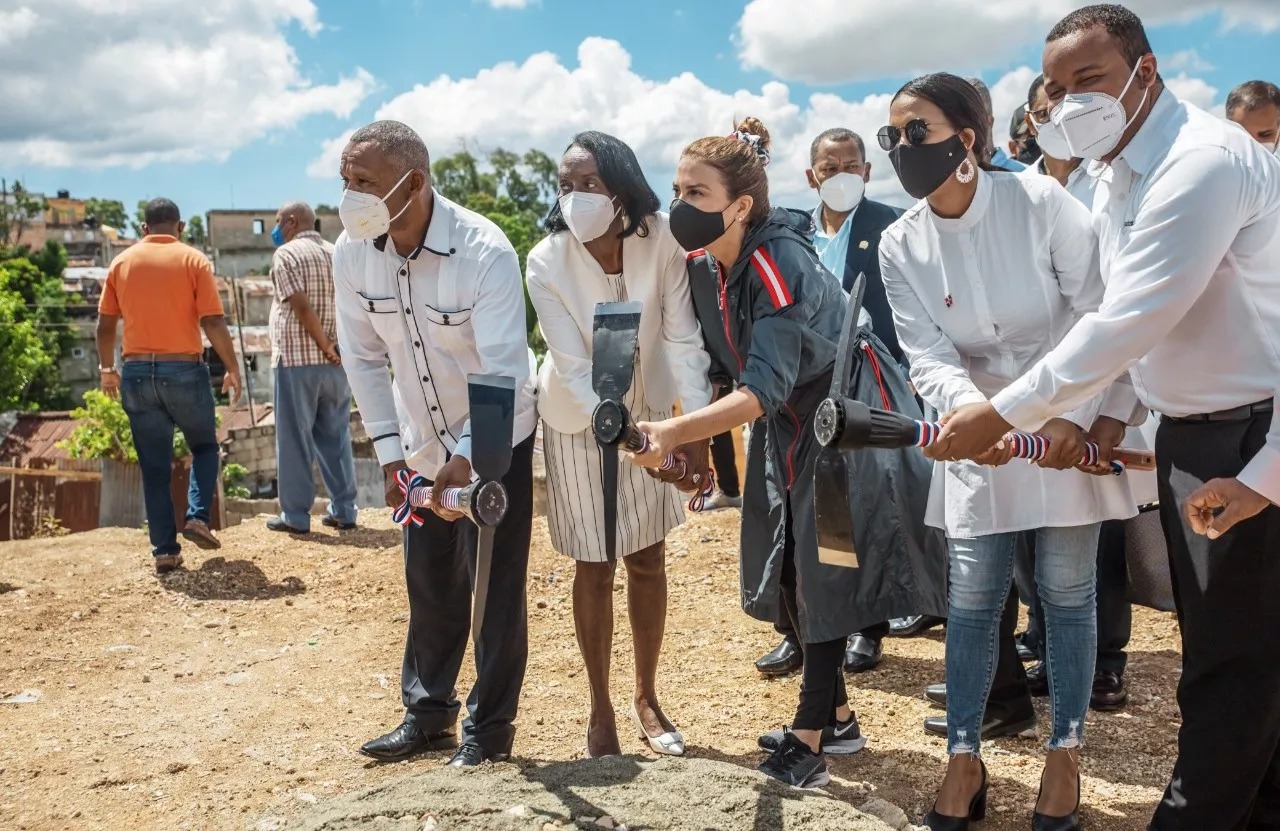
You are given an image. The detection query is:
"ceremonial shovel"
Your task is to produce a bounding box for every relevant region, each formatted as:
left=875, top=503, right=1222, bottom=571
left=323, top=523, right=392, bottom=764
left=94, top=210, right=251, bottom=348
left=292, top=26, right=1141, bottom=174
left=590, top=302, right=713, bottom=561
left=392, top=374, right=516, bottom=636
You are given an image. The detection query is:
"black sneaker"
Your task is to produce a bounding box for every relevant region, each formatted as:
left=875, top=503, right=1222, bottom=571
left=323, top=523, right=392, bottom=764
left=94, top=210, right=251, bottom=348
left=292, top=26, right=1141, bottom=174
left=758, top=732, right=830, bottom=788
left=758, top=714, right=867, bottom=755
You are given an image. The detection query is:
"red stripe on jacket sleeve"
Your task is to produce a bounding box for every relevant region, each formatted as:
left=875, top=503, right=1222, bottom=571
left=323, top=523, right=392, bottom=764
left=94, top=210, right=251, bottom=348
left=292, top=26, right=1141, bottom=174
left=750, top=248, right=794, bottom=309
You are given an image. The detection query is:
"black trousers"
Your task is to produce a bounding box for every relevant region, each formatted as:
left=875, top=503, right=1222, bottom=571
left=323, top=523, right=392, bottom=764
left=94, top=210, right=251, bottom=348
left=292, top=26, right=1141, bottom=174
left=399, top=433, right=535, bottom=756
left=779, top=514, right=849, bottom=732
left=775, top=605, right=890, bottom=645
left=1019, top=521, right=1132, bottom=673
left=1149, top=411, right=1280, bottom=830
left=710, top=388, right=741, bottom=498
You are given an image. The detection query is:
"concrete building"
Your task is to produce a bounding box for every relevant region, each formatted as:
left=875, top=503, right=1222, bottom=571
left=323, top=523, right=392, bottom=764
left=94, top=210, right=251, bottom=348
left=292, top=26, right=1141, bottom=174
left=207, top=209, right=341, bottom=277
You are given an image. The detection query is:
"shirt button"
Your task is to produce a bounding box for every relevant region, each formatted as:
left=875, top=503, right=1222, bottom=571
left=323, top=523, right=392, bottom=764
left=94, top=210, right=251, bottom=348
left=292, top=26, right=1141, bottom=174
left=414, top=341, right=421, bottom=347
left=421, top=375, right=429, bottom=382
left=443, top=314, right=450, bottom=324
left=404, top=443, right=409, bottom=451
left=431, top=406, right=438, bottom=412
left=404, top=308, right=411, bottom=315
left=439, top=430, right=446, bottom=436
left=399, top=268, right=407, bottom=277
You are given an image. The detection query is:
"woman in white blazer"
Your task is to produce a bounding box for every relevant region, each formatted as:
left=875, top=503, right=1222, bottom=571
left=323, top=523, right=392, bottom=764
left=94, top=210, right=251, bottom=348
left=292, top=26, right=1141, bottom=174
left=877, top=74, right=1144, bottom=830
left=527, top=131, right=712, bottom=759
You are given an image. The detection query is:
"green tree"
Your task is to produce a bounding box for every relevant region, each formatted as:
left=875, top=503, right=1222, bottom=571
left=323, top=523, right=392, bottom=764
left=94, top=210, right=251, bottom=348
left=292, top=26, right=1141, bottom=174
left=315, top=204, right=338, bottom=214
left=0, top=289, right=54, bottom=411
left=429, top=147, right=558, bottom=353
left=0, top=244, right=73, bottom=408
left=130, top=199, right=148, bottom=238
left=83, top=198, right=129, bottom=231
left=59, top=389, right=222, bottom=461
left=0, top=180, right=50, bottom=247
left=186, top=215, right=207, bottom=247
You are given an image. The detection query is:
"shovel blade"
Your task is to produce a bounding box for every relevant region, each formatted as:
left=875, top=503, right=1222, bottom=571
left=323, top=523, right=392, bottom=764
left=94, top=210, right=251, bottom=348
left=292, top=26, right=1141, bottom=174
left=814, top=447, right=860, bottom=569
left=466, top=374, right=516, bottom=483
left=591, top=301, right=643, bottom=403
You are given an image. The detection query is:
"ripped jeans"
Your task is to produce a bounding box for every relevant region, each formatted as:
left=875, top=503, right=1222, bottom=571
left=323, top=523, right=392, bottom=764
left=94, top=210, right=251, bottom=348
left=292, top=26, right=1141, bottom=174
left=945, top=525, right=1099, bottom=756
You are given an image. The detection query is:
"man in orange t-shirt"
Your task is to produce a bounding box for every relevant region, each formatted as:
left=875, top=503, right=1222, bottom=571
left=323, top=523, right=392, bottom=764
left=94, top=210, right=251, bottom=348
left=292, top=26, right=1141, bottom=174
left=97, top=198, right=242, bottom=574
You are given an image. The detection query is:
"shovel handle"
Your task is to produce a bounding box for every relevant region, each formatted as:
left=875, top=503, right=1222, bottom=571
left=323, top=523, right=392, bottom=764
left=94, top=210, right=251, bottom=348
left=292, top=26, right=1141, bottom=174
left=913, top=422, right=1131, bottom=473
left=634, top=432, right=717, bottom=512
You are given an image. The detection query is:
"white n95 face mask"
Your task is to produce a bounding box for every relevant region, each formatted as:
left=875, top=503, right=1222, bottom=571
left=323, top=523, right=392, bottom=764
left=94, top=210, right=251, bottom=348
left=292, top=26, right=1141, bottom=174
left=817, top=172, right=865, bottom=213
left=1051, top=60, right=1149, bottom=161
left=1032, top=115, right=1074, bottom=162
left=339, top=169, right=414, bottom=241
left=559, top=191, right=618, bottom=243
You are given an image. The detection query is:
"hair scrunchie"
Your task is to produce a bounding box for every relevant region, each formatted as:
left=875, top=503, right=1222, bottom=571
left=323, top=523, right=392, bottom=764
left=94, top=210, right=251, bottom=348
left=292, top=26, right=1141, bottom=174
left=728, top=130, right=771, bottom=167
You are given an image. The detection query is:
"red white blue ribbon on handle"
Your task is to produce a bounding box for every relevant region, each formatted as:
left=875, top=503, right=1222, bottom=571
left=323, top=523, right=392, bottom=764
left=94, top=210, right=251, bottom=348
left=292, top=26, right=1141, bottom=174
left=635, top=433, right=718, bottom=512
left=394, top=469, right=468, bottom=525
left=913, top=422, right=1125, bottom=474
left=393, top=469, right=429, bottom=527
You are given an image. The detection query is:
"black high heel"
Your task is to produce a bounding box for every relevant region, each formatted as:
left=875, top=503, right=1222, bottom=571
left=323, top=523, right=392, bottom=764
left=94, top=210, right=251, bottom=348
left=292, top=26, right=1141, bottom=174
left=1032, top=769, right=1081, bottom=830
left=924, top=760, right=988, bottom=830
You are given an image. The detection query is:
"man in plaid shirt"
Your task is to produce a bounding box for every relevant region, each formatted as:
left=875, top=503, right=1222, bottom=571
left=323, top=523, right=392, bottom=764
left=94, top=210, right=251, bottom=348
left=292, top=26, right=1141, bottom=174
left=266, top=201, right=358, bottom=533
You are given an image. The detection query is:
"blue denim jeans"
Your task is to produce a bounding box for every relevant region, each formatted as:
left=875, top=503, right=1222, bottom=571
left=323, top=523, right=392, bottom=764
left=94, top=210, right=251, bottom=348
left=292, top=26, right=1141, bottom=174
left=120, top=361, right=220, bottom=557
left=945, top=524, right=1100, bottom=755
left=273, top=364, right=357, bottom=530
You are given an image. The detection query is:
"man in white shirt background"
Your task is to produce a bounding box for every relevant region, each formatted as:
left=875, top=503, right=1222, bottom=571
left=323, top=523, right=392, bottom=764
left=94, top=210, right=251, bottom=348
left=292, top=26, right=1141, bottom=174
left=935, top=6, right=1280, bottom=827
left=331, top=120, right=538, bottom=768
left=968, top=77, right=1027, bottom=172
left=1226, top=79, right=1280, bottom=152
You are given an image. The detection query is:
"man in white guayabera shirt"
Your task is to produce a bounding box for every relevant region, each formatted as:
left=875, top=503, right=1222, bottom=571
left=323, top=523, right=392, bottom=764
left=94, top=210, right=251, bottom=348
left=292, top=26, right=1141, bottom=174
left=934, top=7, right=1280, bottom=828
left=331, top=120, right=538, bottom=769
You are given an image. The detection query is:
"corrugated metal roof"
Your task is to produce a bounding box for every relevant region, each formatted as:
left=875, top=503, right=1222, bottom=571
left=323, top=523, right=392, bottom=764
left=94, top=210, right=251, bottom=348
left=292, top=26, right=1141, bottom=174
left=0, top=411, right=78, bottom=465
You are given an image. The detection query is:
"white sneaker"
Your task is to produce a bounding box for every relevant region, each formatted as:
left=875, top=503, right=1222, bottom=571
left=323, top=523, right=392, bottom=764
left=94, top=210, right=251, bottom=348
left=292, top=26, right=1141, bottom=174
left=702, top=491, right=743, bottom=512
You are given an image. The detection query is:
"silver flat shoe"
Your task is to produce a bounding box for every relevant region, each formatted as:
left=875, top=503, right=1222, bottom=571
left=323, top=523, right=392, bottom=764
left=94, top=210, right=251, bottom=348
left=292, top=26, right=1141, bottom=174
left=631, top=702, right=684, bottom=756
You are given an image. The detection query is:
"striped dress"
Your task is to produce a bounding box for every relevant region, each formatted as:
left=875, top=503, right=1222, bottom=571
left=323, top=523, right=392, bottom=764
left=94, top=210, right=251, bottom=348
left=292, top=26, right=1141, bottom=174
left=542, top=272, right=684, bottom=562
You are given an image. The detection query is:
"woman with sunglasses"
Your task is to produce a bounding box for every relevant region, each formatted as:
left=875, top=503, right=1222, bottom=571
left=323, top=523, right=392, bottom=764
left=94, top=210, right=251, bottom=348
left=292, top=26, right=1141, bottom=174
left=626, top=117, right=931, bottom=789
left=876, top=73, right=1142, bottom=830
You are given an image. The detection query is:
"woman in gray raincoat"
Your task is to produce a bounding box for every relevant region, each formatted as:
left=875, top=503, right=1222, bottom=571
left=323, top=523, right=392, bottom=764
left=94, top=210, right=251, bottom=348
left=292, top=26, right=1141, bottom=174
left=627, top=117, right=944, bottom=790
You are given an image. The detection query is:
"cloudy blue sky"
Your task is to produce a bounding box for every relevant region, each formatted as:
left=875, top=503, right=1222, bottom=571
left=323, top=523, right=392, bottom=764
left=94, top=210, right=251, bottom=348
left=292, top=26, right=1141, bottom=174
left=2, top=0, right=1277, bottom=228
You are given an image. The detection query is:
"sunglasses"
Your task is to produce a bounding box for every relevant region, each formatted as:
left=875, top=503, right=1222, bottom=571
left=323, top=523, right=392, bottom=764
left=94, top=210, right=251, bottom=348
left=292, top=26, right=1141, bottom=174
left=1028, top=106, right=1052, bottom=125
left=877, top=119, right=933, bottom=151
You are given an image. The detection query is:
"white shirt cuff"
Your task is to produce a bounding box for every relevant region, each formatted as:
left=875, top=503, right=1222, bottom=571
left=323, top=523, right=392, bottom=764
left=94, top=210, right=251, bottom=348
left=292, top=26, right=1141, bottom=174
left=1239, top=444, right=1280, bottom=507
left=990, top=377, right=1052, bottom=433
left=453, top=434, right=472, bottom=463
left=373, top=434, right=405, bottom=467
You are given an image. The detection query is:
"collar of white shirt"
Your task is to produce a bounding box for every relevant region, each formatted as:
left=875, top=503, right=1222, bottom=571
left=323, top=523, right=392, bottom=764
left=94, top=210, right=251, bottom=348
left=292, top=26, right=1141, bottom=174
left=372, top=193, right=456, bottom=260
left=1088, top=87, right=1179, bottom=181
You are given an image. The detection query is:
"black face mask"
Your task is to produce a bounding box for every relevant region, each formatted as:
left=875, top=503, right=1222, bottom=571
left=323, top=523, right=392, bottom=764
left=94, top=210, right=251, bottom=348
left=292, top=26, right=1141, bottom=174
left=669, top=198, right=730, bottom=251
left=888, top=134, right=968, bottom=200
left=1015, top=136, right=1040, bottom=165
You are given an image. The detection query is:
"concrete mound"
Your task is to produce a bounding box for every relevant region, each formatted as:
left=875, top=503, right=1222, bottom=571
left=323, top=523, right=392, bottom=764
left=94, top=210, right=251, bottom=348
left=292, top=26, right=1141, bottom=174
left=288, top=755, right=903, bottom=831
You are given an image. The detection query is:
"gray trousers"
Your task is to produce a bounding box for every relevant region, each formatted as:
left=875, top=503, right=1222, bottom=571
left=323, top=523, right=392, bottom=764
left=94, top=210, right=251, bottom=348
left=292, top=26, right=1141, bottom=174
left=273, top=364, right=357, bottom=530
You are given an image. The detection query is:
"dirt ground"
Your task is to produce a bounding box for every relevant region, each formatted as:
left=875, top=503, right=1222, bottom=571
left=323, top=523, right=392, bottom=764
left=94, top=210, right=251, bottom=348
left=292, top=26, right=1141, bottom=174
left=0, top=508, right=1181, bottom=831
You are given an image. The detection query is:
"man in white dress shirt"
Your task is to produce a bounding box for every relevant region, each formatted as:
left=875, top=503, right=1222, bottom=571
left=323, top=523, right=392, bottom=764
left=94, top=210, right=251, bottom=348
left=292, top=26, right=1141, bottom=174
left=935, top=6, right=1280, bottom=827
left=331, top=120, right=538, bottom=767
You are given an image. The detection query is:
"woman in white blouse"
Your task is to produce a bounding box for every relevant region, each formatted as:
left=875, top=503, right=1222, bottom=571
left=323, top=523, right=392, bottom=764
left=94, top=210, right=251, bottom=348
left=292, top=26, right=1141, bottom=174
left=877, top=74, right=1141, bottom=831
left=527, top=131, right=712, bottom=759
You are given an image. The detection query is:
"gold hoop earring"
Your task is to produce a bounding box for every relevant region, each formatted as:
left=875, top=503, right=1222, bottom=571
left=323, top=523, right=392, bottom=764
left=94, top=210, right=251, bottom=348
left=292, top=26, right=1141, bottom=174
left=955, top=158, right=976, bottom=184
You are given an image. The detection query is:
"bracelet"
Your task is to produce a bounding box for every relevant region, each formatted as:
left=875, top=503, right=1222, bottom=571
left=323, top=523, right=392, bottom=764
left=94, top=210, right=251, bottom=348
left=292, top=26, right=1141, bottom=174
left=99, top=366, right=119, bottom=375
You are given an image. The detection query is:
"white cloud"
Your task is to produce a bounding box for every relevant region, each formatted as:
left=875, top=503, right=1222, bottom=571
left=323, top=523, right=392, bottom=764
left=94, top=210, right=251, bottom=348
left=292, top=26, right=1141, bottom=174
left=737, top=0, right=1280, bottom=84
left=309, top=38, right=1056, bottom=210
left=1164, top=48, right=1215, bottom=72
left=0, top=0, right=374, bottom=168
left=1166, top=73, right=1220, bottom=110
left=0, top=6, right=38, bottom=47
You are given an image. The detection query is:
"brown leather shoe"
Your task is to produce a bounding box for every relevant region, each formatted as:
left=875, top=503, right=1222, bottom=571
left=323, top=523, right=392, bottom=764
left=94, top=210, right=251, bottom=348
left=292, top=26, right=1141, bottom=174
left=181, top=520, right=221, bottom=550
left=154, top=554, right=185, bottom=574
